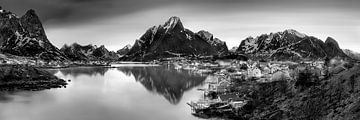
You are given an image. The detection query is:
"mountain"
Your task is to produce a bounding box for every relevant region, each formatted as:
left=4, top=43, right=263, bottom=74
left=343, top=49, right=360, bottom=61
left=92, top=45, right=119, bottom=60
left=60, top=43, right=118, bottom=61
left=116, top=44, right=132, bottom=56
left=0, top=8, right=66, bottom=61
left=121, top=16, right=228, bottom=61
left=196, top=30, right=229, bottom=55
left=236, top=29, right=348, bottom=60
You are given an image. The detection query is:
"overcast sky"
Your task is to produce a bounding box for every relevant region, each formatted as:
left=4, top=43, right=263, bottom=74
left=1, top=0, right=360, bottom=52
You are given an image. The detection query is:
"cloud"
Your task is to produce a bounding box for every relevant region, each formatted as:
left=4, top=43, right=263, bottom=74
left=1, top=0, right=359, bottom=52
left=1, top=0, right=359, bottom=26
left=1, top=0, right=173, bottom=26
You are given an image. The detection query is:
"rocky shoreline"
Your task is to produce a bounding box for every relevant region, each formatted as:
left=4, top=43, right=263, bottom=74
left=0, top=65, right=67, bottom=91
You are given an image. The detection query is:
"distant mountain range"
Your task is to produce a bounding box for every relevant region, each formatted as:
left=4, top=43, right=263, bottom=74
left=236, top=29, right=349, bottom=60
left=60, top=43, right=119, bottom=61
left=120, top=16, right=229, bottom=61
left=0, top=8, right=66, bottom=61
left=0, top=8, right=357, bottom=62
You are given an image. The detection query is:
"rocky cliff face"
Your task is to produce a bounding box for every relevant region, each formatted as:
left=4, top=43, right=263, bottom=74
left=116, top=44, right=132, bottom=56
left=60, top=43, right=118, bottom=61
left=236, top=29, right=348, bottom=60
left=121, top=16, right=228, bottom=61
left=196, top=30, right=229, bottom=55
left=0, top=8, right=66, bottom=61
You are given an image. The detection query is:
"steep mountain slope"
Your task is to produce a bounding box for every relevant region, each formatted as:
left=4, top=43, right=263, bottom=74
left=236, top=29, right=348, bottom=60
left=196, top=30, right=229, bottom=55
left=343, top=49, right=360, bottom=61
left=60, top=43, right=118, bottom=61
left=121, top=16, right=228, bottom=61
left=116, top=44, right=132, bottom=56
left=0, top=8, right=66, bottom=61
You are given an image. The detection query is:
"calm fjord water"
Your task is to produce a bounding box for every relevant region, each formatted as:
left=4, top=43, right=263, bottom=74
left=0, top=65, right=207, bottom=120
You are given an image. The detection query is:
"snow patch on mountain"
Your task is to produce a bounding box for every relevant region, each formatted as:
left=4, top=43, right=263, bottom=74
left=121, top=16, right=228, bottom=61
left=237, top=29, right=347, bottom=60
left=164, top=51, right=182, bottom=56
left=186, top=33, right=192, bottom=40
left=243, top=37, right=258, bottom=53
left=284, top=29, right=306, bottom=38
left=163, top=16, right=181, bottom=33
left=124, top=44, right=132, bottom=49
left=0, top=8, right=66, bottom=60
left=151, top=26, right=159, bottom=35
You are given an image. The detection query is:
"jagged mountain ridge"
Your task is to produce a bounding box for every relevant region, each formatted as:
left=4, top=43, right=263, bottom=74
left=60, top=43, right=119, bottom=61
left=121, top=16, right=229, bottom=61
left=196, top=30, right=229, bottom=55
left=0, top=8, right=66, bottom=61
left=236, top=29, right=348, bottom=60
left=116, top=44, right=132, bottom=56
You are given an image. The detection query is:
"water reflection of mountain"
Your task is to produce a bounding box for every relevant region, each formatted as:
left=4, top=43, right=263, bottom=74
left=59, top=67, right=109, bottom=77
left=117, top=66, right=206, bottom=104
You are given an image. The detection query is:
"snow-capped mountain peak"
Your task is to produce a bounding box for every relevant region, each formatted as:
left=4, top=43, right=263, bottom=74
left=283, top=29, right=306, bottom=38
left=163, top=16, right=184, bottom=32
left=121, top=16, right=228, bottom=61
left=124, top=44, right=132, bottom=49
left=0, top=8, right=66, bottom=60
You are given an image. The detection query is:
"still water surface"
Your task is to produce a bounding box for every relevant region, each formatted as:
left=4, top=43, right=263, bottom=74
left=0, top=65, right=208, bottom=120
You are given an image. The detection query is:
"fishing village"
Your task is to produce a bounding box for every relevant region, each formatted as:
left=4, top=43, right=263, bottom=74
left=165, top=56, right=356, bottom=119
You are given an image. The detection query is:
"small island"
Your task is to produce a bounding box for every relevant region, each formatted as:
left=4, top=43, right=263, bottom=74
left=0, top=64, right=67, bottom=91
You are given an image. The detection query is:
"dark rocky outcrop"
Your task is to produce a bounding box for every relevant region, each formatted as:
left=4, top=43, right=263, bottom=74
left=121, top=16, right=228, bottom=61
left=324, top=37, right=346, bottom=58
left=60, top=43, right=118, bottom=61
left=0, top=8, right=66, bottom=61
left=236, top=29, right=348, bottom=60
left=0, top=64, right=67, bottom=91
